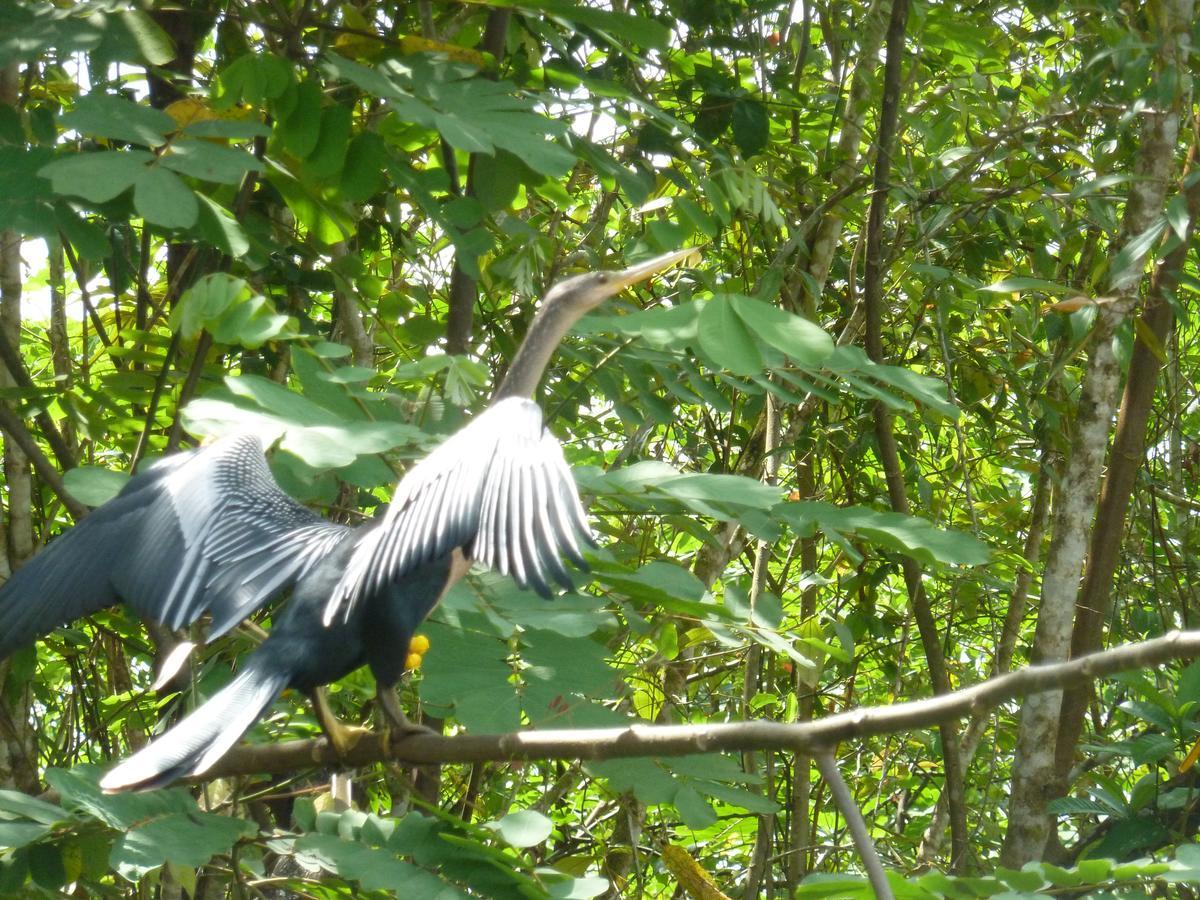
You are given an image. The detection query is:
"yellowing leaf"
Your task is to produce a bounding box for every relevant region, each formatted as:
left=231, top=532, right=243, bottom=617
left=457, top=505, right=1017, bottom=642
left=1044, top=296, right=1096, bottom=314
left=662, top=845, right=731, bottom=900
left=164, top=97, right=219, bottom=129
left=399, top=35, right=491, bottom=68
left=333, top=31, right=387, bottom=61
left=1043, top=295, right=1118, bottom=315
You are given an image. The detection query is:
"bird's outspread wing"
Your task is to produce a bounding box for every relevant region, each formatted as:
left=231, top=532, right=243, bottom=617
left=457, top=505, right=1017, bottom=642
left=0, top=434, right=348, bottom=659
left=326, top=397, right=593, bottom=623
left=144, top=434, right=351, bottom=637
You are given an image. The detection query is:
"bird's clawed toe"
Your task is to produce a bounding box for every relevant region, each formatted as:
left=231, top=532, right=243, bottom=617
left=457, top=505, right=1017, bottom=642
left=325, top=720, right=374, bottom=759
left=377, top=687, right=436, bottom=739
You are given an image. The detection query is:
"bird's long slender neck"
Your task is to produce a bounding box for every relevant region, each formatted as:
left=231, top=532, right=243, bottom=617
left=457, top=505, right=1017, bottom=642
left=491, top=298, right=580, bottom=402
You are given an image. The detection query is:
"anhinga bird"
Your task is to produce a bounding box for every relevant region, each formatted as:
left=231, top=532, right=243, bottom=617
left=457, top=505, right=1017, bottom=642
left=0, top=247, right=693, bottom=791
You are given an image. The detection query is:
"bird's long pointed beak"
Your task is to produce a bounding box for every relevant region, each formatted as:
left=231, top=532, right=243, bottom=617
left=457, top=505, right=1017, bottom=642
left=608, top=246, right=700, bottom=293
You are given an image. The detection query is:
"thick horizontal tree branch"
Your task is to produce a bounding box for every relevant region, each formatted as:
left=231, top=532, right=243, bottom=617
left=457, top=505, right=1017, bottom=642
left=202, top=629, right=1200, bottom=781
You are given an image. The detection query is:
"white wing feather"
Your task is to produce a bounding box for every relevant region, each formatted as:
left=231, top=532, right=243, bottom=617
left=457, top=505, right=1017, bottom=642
left=326, top=397, right=592, bottom=623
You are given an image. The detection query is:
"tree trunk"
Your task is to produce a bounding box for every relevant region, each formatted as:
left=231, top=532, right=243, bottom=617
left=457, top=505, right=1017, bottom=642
left=443, top=9, right=511, bottom=355
left=801, top=0, right=884, bottom=304
left=1053, top=170, right=1200, bottom=780
left=0, top=62, right=37, bottom=795
left=1000, top=0, right=1192, bottom=863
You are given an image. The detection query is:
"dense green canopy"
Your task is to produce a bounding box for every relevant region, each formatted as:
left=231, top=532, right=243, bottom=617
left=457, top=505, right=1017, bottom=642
left=0, top=0, right=1198, bottom=895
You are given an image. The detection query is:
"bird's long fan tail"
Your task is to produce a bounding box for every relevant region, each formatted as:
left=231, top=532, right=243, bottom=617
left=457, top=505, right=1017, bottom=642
left=99, top=659, right=290, bottom=792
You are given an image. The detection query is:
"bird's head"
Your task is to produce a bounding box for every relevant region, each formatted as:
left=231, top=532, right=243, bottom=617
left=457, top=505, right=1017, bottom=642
left=541, top=246, right=699, bottom=314
left=492, top=246, right=699, bottom=401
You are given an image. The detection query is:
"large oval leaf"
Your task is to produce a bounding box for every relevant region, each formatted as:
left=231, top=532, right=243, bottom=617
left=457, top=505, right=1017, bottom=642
left=697, top=296, right=761, bottom=375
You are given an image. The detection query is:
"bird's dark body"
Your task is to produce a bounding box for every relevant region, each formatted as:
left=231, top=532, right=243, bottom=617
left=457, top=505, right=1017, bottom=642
left=261, top=536, right=452, bottom=693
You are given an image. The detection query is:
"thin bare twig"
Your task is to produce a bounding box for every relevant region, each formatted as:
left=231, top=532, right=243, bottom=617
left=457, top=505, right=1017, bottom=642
left=0, top=405, right=87, bottom=520
left=816, top=751, right=892, bottom=899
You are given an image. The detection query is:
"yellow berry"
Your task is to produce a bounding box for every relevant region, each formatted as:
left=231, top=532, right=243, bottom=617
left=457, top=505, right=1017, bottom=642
left=409, top=634, right=430, bottom=655
left=405, top=652, right=423, bottom=670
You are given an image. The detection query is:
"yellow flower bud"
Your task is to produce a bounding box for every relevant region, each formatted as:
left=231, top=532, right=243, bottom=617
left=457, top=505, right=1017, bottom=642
left=409, top=634, right=431, bottom=655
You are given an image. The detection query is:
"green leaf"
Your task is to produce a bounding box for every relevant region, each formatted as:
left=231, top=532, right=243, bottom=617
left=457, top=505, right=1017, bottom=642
left=489, top=810, right=552, bottom=848
left=40, top=151, right=153, bottom=203
left=693, top=93, right=733, bottom=141
left=419, top=617, right=520, bottom=732
left=59, top=93, right=175, bottom=146
left=268, top=161, right=356, bottom=245
left=110, top=9, right=176, bottom=66
left=1088, top=817, right=1169, bottom=862
left=580, top=302, right=701, bottom=349
left=194, top=194, right=250, bottom=257
left=1167, top=193, right=1191, bottom=241
left=1167, top=844, right=1200, bottom=881
left=1177, top=660, right=1200, bottom=705
left=45, top=767, right=194, bottom=831
left=729, top=294, right=834, bottom=366
left=26, top=842, right=65, bottom=890
left=672, top=785, right=717, bottom=829
left=1045, top=796, right=1113, bottom=816
left=731, top=97, right=769, bottom=157
left=62, top=466, right=129, bottom=506
left=697, top=296, right=762, bottom=375
left=587, top=759, right=679, bottom=805
left=520, top=630, right=619, bottom=726
left=794, top=874, right=872, bottom=897
left=696, top=780, right=781, bottom=815
left=1070, top=173, right=1132, bottom=199
left=513, top=0, right=670, bottom=49
left=209, top=295, right=293, bottom=348
left=1110, top=218, right=1167, bottom=290
left=133, top=166, right=199, bottom=228
left=318, top=366, right=375, bottom=384
left=776, top=501, right=990, bottom=566
left=825, top=345, right=959, bottom=416
left=0, top=790, right=64, bottom=826
left=304, top=103, right=353, bottom=179
left=327, top=56, right=573, bottom=178
left=218, top=54, right=293, bottom=107
left=181, top=118, right=271, bottom=140
left=160, top=140, right=262, bottom=184
left=466, top=578, right=615, bottom=639
left=0, top=822, right=52, bottom=850
left=657, top=471, right=782, bottom=515
left=295, top=832, right=467, bottom=894
left=279, top=79, right=324, bottom=158
left=54, top=204, right=110, bottom=260
left=182, top=379, right=422, bottom=469
left=111, top=812, right=257, bottom=879
left=172, top=273, right=248, bottom=339
left=1072, top=858, right=1114, bottom=882
left=979, top=276, right=1075, bottom=294
left=338, top=132, right=388, bottom=203
left=545, top=874, right=610, bottom=899
left=473, top=149, right=525, bottom=212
